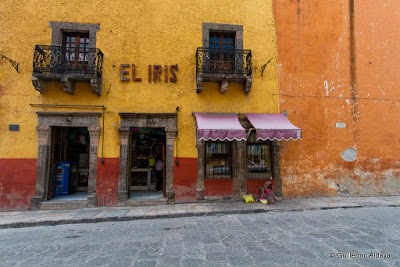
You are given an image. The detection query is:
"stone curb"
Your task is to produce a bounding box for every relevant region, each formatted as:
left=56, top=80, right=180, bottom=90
left=0, top=203, right=399, bottom=229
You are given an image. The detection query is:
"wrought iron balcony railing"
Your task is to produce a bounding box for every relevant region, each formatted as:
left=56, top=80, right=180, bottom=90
left=196, top=47, right=252, bottom=76
left=33, top=45, right=104, bottom=78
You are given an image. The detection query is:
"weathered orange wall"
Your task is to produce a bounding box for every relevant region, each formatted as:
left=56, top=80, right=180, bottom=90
left=204, top=180, right=233, bottom=196
left=96, top=158, right=119, bottom=207
left=274, top=0, right=400, bottom=198
left=174, top=157, right=197, bottom=202
left=0, top=159, right=36, bottom=211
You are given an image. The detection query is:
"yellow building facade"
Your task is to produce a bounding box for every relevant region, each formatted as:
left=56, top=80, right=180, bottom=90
left=0, top=0, right=289, bottom=210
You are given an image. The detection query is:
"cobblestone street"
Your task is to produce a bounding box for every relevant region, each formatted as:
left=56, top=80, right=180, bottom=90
left=0, top=206, right=399, bottom=266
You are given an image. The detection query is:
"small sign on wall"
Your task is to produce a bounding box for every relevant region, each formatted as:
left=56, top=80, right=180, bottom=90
left=336, top=122, right=346, bottom=128
left=9, top=124, right=19, bottom=131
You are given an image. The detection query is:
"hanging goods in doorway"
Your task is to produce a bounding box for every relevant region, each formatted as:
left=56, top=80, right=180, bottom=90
left=130, top=128, right=166, bottom=192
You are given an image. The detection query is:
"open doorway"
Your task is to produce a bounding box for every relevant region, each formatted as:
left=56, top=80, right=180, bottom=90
left=129, top=128, right=166, bottom=200
left=47, top=127, right=90, bottom=201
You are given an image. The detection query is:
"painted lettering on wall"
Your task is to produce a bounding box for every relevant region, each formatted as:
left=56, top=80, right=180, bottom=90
left=120, top=64, right=178, bottom=83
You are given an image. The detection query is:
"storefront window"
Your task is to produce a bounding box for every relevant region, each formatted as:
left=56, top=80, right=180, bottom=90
left=205, top=142, right=232, bottom=179
left=247, top=133, right=272, bottom=179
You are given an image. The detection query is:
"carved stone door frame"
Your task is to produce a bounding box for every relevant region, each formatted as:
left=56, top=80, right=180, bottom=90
left=31, top=112, right=101, bottom=209
left=118, top=113, right=177, bottom=204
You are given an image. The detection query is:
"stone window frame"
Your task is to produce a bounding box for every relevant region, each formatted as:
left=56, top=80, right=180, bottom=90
left=117, top=113, right=177, bottom=204
left=31, top=112, right=101, bottom=210
left=49, top=21, right=100, bottom=49
left=202, top=22, right=243, bottom=50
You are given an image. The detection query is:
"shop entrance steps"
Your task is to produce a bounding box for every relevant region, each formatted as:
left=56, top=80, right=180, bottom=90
left=126, top=198, right=168, bottom=207
left=40, top=200, right=87, bottom=210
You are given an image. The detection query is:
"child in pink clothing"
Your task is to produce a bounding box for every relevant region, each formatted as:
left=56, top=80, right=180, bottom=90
left=260, top=181, right=274, bottom=204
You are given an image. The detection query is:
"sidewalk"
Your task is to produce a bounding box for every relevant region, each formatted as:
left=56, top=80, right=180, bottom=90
left=0, top=196, right=399, bottom=229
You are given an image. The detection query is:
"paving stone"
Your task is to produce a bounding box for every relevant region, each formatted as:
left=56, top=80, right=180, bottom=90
left=224, top=247, right=248, bottom=258
left=345, top=240, right=375, bottom=250
left=207, top=262, right=232, bottom=267
left=163, top=245, right=184, bottom=255
left=206, top=252, right=227, bottom=261
left=157, top=256, right=182, bottom=266
left=228, top=256, right=256, bottom=267
left=109, top=257, right=133, bottom=267
left=86, top=256, right=112, bottom=266
left=202, top=237, right=220, bottom=244
left=249, top=250, right=271, bottom=261
left=373, top=245, right=400, bottom=259
left=0, top=204, right=399, bottom=266
left=388, top=238, right=400, bottom=246
left=182, top=258, right=205, bottom=267
left=132, top=259, right=156, bottom=267
left=203, top=243, right=226, bottom=253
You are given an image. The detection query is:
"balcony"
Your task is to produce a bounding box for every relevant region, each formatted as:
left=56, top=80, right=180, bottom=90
left=31, top=45, right=104, bottom=95
left=196, top=47, right=252, bottom=94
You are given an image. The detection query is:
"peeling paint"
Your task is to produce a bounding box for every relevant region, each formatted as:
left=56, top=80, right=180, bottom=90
left=341, top=148, right=357, bottom=162
left=275, top=0, right=400, bottom=199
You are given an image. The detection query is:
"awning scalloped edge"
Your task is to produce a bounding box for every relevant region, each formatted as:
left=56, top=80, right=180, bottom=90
left=199, top=137, right=247, bottom=141
left=256, top=137, right=303, bottom=141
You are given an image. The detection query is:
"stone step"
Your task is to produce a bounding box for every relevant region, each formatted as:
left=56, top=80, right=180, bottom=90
left=40, top=200, right=87, bottom=210
left=126, top=198, right=168, bottom=207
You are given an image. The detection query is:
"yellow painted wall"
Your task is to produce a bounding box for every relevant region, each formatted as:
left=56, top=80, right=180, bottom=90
left=0, top=0, right=278, bottom=159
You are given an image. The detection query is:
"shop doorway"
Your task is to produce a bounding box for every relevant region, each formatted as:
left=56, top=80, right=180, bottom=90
left=129, top=128, right=166, bottom=199
left=47, top=127, right=90, bottom=201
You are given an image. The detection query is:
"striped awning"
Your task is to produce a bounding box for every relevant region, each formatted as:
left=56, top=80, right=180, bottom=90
left=194, top=112, right=247, bottom=141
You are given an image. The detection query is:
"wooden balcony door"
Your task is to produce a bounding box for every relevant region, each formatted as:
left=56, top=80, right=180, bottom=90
left=63, top=32, right=90, bottom=72
left=209, top=32, right=235, bottom=73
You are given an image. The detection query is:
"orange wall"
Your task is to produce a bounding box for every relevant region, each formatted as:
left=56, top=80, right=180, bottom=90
left=274, top=0, right=400, bottom=198
left=204, top=180, right=233, bottom=196
left=0, top=159, right=36, bottom=211
left=174, top=157, right=197, bottom=202
left=96, top=158, right=119, bottom=207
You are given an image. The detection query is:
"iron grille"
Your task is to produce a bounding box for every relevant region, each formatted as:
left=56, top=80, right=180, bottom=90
left=247, top=141, right=272, bottom=179
left=33, top=45, right=103, bottom=78
left=196, top=47, right=252, bottom=76
left=205, top=142, right=232, bottom=179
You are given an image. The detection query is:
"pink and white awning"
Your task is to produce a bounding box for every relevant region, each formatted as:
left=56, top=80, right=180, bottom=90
left=194, top=112, right=247, bottom=141
left=246, top=113, right=302, bottom=141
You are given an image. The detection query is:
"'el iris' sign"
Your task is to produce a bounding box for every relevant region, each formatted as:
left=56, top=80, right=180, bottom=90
left=120, top=64, right=178, bottom=83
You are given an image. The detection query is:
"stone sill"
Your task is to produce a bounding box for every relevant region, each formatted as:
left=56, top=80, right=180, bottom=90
left=31, top=73, right=102, bottom=96
left=196, top=74, right=252, bottom=94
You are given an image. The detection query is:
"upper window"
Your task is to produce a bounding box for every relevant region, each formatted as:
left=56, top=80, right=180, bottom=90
left=202, top=23, right=243, bottom=50
left=205, top=142, right=232, bottom=179
left=209, top=32, right=235, bottom=50
left=209, top=32, right=236, bottom=73
left=63, top=32, right=89, bottom=62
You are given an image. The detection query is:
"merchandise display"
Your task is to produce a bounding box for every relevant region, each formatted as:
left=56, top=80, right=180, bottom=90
left=130, top=128, right=166, bottom=190
left=49, top=127, right=90, bottom=199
